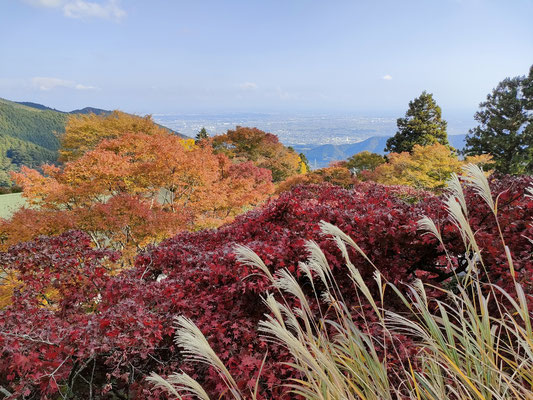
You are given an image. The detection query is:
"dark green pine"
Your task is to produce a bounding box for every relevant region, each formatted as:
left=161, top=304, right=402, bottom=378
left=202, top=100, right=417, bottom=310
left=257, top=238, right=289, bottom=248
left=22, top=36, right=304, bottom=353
left=386, top=91, right=450, bottom=154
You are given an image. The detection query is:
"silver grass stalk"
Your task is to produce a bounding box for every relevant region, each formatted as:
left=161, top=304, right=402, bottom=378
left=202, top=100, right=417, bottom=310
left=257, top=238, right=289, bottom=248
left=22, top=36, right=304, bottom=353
left=416, top=215, right=455, bottom=267
left=273, top=269, right=318, bottom=335
left=345, top=261, right=381, bottom=318
left=447, top=173, right=469, bottom=218
left=319, top=221, right=376, bottom=268
left=304, top=240, right=330, bottom=287
left=273, top=269, right=313, bottom=319
left=332, top=235, right=350, bottom=265
left=444, top=195, right=481, bottom=258
left=234, top=244, right=273, bottom=282
left=462, top=164, right=517, bottom=276
left=461, top=163, right=495, bottom=214
left=298, top=261, right=315, bottom=288
left=262, top=292, right=285, bottom=327
left=146, top=371, right=210, bottom=400
left=146, top=372, right=184, bottom=399
left=173, top=316, right=242, bottom=399
left=258, top=316, right=321, bottom=372
left=417, top=216, right=443, bottom=244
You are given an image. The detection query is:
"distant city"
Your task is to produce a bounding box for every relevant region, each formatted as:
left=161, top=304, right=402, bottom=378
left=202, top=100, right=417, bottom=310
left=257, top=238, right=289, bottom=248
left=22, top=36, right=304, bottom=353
left=153, top=113, right=474, bottom=148
left=153, top=113, right=475, bottom=168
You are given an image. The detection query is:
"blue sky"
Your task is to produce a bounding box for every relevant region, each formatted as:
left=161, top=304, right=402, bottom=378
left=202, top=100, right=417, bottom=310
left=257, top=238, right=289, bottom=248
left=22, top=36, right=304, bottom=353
left=1, top=0, right=532, bottom=115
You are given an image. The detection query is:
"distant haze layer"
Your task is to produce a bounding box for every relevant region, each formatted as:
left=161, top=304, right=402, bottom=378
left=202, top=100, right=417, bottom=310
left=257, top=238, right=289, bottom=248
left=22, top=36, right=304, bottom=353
left=153, top=112, right=474, bottom=147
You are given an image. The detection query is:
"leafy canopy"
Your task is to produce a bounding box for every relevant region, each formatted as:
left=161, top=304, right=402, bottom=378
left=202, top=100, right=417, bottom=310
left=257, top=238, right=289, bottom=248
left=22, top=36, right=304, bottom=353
left=276, top=166, right=354, bottom=193
left=385, top=91, right=449, bottom=153
left=464, top=65, right=533, bottom=174
left=363, top=143, right=492, bottom=190
left=212, top=126, right=304, bottom=182
left=4, top=121, right=274, bottom=252
left=59, top=111, right=170, bottom=162
left=345, top=151, right=385, bottom=173
left=1, top=176, right=531, bottom=398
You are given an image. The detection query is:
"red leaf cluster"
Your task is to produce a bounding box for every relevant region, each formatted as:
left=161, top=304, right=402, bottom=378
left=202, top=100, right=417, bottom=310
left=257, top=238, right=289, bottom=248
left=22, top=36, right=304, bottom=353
left=0, top=176, right=532, bottom=398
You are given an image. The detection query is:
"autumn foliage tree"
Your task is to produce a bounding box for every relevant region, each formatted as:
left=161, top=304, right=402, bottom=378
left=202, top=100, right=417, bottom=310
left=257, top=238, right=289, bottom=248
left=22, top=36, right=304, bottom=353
left=1, top=117, right=274, bottom=252
left=212, top=126, right=305, bottom=182
left=276, top=166, right=354, bottom=194
left=345, top=151, right=385, bottom=173
left=362, top=143, right=492, bottom=190
left=59, top=111, right=173, bottom=162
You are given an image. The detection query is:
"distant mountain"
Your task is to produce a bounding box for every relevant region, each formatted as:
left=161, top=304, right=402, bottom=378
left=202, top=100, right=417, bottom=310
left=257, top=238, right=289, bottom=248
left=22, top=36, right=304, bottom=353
left=303, top=134, right=468, bottom=168
left=19, top=102, right=185, bottom=137
left=68, top=106, right=110, bottom=115
left=0, top=98, right=187, bottom=186
left=15, top=101, right=111, bottom=116
left=15, top=101, right=64, bottom=112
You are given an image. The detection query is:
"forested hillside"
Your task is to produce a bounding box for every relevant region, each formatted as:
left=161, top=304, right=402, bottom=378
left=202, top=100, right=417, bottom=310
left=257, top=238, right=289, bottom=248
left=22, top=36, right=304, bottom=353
left=0, top=98, right=186, bottom=186
left=0, top=98, right=65, bottom=151
left=0, top=99, right=66, bottom=185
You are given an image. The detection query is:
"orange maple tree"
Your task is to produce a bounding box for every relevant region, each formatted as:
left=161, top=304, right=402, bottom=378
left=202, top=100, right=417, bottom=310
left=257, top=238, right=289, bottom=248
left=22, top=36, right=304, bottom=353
left=212, top=126, right=305, bottom=182
left=59, top=110, right=170, bottom=162
left=2, top=119, right=274, bottom=252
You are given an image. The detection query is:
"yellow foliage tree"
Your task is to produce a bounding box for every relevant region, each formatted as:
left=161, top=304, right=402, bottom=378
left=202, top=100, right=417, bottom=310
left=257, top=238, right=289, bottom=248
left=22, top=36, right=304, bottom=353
left=59, top=111, right=170, bottom=162
left=363, top=143, right=492, bottom=190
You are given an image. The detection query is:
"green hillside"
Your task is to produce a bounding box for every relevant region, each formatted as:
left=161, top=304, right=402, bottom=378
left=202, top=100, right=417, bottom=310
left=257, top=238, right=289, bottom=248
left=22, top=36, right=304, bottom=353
left=0, top=98, right=66, bottom=186
left=0, top=98, right=65, bottom=151
left=0, top=98, right=187, bottom=187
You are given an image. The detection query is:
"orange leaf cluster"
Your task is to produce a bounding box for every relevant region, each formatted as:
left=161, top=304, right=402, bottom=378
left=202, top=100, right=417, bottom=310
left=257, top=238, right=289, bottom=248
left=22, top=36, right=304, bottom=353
left=276, top=166, right=354, bottom=194
left=3, top=120, right=274, bottom=252
left=59, top=111, right=170, bottom=162
left=212, top=126, right=303, bottom=182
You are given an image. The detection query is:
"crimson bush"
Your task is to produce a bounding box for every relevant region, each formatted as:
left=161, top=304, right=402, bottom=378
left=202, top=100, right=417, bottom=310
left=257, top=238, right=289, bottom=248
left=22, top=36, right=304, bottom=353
left=0, top=177, right=532, bottom=398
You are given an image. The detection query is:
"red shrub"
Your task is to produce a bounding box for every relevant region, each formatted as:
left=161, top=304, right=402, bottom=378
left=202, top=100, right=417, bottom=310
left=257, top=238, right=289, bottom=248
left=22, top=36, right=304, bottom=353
left=0, top=177, right=532, bottom=398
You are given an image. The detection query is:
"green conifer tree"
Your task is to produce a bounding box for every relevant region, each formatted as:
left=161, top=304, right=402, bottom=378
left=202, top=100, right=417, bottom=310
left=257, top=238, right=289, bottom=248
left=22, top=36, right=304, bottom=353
left=195, top=127, right=209, bottom=143
left=386, top=91, right=449, bottom=153
left=464, top=66, right=533, bottom=174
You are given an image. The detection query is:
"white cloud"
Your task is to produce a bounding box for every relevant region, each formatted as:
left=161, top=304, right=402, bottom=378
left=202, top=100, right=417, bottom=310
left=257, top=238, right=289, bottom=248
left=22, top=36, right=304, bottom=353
left=63, top=0, right=125, bottom=20
left=382, top=74, right=393, bottom=81
left=74, top=83, right=98, bottom=90
left=22, top=0, right=126, bottom=20
left=32, top=77, right=98, bottom=91
left=239, top=82, right=258, bottom=90
left=24, top=0, right=65, bottom=7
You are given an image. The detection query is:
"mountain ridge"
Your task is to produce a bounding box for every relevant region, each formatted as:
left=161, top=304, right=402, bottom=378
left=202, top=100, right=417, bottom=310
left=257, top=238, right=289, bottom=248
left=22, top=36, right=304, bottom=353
left=300, top=134, right=468, bottom=168
left=0, top=97, right=187, bottom=185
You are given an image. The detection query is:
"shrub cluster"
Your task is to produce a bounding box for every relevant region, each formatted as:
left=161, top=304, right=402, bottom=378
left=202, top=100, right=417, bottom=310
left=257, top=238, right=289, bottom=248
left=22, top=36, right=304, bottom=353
left=0, top=176, right=531, bottom=398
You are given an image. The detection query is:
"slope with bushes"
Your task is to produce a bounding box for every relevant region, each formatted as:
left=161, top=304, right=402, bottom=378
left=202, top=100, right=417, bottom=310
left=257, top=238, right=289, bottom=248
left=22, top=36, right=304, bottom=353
left=0, top=172, right=531, bottom=398
left=154, top=168, right=533, bottom=399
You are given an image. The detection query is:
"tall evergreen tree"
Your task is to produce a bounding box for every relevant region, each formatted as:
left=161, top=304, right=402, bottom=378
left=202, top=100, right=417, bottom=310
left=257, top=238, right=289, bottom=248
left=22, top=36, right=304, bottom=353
left=386, top=91, right=449, bottom=153
left=464, top=66, right=533, bottom=174
left=195, top=127, right=209, bottom=143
